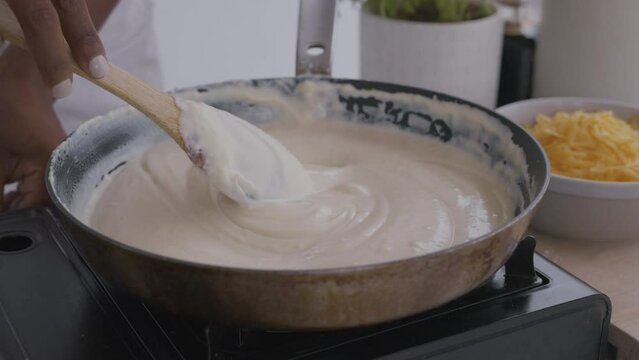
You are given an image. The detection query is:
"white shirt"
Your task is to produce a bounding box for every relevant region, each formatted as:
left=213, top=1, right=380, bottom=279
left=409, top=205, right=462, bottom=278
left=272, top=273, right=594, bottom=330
left=54, top=0, right=163, bottom=133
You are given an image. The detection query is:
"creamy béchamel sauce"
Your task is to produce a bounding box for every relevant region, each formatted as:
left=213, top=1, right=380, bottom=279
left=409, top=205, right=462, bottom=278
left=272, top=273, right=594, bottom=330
left=86, top=111, right=518, bottom=270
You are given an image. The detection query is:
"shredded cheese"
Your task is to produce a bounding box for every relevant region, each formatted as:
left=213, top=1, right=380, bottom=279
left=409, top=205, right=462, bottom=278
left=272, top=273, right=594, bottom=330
left=528, top=110, right=639, bottom=182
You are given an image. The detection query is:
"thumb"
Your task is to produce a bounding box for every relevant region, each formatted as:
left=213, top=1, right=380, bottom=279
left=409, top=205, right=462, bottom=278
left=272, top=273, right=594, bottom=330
left=13, top=173, right=50, bottom=211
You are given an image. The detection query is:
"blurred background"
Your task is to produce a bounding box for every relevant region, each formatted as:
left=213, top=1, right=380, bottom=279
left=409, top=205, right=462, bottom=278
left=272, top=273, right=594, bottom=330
left=152, top=0, right=540, bottom=89
left=153, top=0, right=361, bottom=89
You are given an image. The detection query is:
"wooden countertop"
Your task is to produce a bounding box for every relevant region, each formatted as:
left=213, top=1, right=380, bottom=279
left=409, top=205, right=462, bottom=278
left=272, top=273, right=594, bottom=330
left=535, top=232, right=639, bottom=360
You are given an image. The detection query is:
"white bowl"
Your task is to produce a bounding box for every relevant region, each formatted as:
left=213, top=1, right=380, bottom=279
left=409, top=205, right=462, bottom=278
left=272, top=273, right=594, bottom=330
left=497, top=97, right=639, bottom=241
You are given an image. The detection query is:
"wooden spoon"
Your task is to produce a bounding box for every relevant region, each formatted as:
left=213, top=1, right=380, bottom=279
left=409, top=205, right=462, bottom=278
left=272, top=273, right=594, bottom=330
left=0, top=0, right=186, bottom=150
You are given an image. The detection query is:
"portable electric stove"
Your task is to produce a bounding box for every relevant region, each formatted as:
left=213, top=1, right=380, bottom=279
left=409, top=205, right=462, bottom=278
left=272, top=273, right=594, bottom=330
left=0, top=208, right=610, bottom=360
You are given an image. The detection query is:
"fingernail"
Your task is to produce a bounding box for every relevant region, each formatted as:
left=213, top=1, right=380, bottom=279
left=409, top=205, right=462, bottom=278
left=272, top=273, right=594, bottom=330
left=52, top=78, right=72, bottom=99
left=89, top=55, right=109, bottom=78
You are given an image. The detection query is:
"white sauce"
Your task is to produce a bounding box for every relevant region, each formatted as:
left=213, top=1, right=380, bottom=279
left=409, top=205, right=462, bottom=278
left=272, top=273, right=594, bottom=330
left=86, top=113, right=519, bottom=269
left=177, top=99, right=314, bottom=203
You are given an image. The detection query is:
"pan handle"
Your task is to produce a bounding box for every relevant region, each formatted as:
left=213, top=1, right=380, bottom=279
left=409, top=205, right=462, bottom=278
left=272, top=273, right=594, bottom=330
left=296, top=0, right=336, bottom=76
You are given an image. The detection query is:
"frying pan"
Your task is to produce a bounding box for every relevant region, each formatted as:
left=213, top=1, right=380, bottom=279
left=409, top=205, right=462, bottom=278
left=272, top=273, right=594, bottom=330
left=46, top=0, right=549, bottom=330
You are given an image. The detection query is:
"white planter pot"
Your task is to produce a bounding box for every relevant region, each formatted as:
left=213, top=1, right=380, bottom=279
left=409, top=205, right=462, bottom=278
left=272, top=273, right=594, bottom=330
left=360, top=9, right=504, bottom=108
left=534, top=0, right=639, bottom=103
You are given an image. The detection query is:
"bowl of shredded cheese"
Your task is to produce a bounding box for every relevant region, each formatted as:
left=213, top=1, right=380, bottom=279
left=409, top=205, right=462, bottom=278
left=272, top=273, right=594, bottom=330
left=498, top=97, right=639, bottom=241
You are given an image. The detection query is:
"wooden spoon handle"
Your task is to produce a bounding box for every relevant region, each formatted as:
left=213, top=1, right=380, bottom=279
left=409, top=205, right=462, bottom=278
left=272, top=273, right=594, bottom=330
left=88, top=63, right=185, bottom=149
left=0, top=0, right=184, bottom=149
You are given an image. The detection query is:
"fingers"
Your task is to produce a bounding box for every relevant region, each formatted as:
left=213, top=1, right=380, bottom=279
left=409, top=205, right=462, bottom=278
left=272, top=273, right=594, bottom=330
left=5, top=165, right=51, bottom=212
left=6, top=0, right=73, bottom=98
left=0, top=179, right=50, bottom=212
left=4, top=191, right=21, bottom=211
left=0, top=152, right=14, bottom=212
left=0, top=161, right=5, bottom=212
left=0, top=191, right=27, bottom=212
left=53, top=0, right=109, bottom=78
left=0, top=150, right=54, bottom=213
left=5, top=0, right=110, bottom=100
left=13, top=179, right=50, bottom=210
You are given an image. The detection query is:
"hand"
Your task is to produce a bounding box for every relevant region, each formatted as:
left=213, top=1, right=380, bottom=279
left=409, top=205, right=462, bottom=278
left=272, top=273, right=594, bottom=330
left=0, top=47, right=66, bottom=212
left=5, top=0, right=110, bottom=98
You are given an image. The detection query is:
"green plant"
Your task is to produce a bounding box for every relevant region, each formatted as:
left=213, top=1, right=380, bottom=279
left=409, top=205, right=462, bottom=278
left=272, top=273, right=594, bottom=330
left=364, top=0, right=495, bottom=22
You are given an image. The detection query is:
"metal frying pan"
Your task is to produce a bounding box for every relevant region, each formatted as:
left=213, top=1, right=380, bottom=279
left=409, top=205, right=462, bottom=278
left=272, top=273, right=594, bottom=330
left=46, top=0, right=549, bottom=330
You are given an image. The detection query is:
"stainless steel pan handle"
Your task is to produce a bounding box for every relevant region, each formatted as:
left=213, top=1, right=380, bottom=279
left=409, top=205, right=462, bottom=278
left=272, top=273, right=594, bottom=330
left=296, top=0, right=336, bottom=76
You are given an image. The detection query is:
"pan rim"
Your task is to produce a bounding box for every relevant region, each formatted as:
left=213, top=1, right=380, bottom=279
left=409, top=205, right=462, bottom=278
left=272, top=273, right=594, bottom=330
left=45, top=76, right=550, bottom=275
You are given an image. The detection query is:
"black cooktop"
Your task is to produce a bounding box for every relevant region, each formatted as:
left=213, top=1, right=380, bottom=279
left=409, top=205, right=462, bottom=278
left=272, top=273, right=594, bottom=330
left=0, top=208, right=611, bottom=360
